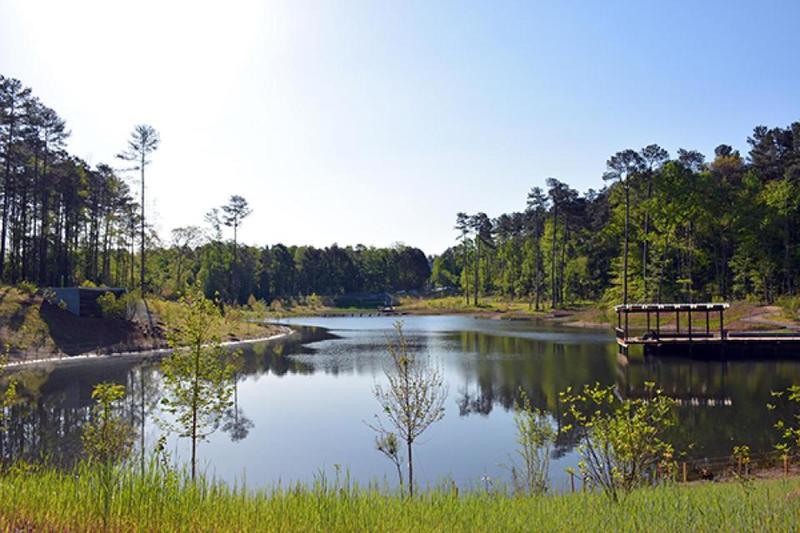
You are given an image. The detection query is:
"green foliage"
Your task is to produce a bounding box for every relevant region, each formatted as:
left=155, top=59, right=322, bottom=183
left=159, top=286, right=236, bottom=480
left=1, top=462, right=800, bottom=531
left=83, top=383, right=134, bottom=465
left=81, top=382, right=134, bottom=529
left=306, top=293, right=323, bottom=309
left=440, top=124, right=800, bottom=307
left=732, top=445, right=751, bottom=478
left=370, top=322, right=447, bottom=496
left=374, top=432, right=404, bottom=490
left=510, top=388, right=554, bottom=495
left=0, top=355, right=19, bottom=434
left=768, top=385, right=800, bottom=459
left=16, top=281, right=37, bottom=296
left=560, top=382, right=677, bottom=501
left=97, top=291, right=133, bottom=320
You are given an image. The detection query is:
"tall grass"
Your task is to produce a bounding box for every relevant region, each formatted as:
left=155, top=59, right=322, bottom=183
left=1, top=462, right=800, bottom=531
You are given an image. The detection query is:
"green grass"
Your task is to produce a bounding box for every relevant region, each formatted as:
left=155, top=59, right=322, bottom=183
left=398, top=295, right=552, bottom=315
left=2, top=463, right=800, bottom=531
left=397, top=295, right=800, bottom=333
left=145, top=298, right=281, bottom=341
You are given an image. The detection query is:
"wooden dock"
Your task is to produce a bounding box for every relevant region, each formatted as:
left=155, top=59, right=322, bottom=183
left=614, top=303, right=800, bottom=357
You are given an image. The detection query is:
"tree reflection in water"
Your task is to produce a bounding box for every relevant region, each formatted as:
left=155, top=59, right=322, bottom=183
left=4, top=321, right=800, bottom=473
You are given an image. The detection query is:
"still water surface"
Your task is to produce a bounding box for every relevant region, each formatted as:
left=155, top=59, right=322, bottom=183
left=5, top=315, right=800, bottom=491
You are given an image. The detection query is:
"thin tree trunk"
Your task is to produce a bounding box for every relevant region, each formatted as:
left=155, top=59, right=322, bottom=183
left=191, top=346, right=200, bottom=481
left=473, top=236, right=480, bottom=306
left=560, top=220, right=568, bottom=305
left=140, top=368, right=146, bottom=475
left=140, top=153, right=146, bottom=292
left=463, top=239, right=469, bottom=305
left=642, top=176, right=653, bottom=300
left=0, top=95, right=17, bottom=281
left=623, top=184, right=630, bottom=305
left=551, top=205, right=558, bottom=309
left=407, top=439, right=414, bottom=498
left=38, top=142, right=50, bottom=284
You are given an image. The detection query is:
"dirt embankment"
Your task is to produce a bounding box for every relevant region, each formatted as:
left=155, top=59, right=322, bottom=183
left=0, top=286, right=283, bottom=363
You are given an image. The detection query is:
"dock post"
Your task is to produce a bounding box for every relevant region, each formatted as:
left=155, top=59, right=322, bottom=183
left=656, top=309, right=660, bottom=337
left=676, top=310, right=680, bottom=334
left=624, top=309, right=629, bottom=338
left=688, top=307, right=692, bottom=340
left=682, top=462, right=687, bottom=483
left=705, top=310, right=709, bottom=335
left=719, top=309, right=724, bottom=340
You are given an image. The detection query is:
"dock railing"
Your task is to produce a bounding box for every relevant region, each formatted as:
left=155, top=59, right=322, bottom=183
left=614, top=303, right=729, bottom=346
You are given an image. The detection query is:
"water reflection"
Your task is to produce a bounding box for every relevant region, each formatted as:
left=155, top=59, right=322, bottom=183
left=2, top=316, right=799, bottom=489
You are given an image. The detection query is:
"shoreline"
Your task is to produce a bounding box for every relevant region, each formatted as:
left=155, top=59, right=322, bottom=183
left=405, top=309, right=613, bottom=329
left=4, top=326, right=296, bottom=372
left=275, top=305, right=614, bottom=330
left=272, top=298, right=800, bottom=334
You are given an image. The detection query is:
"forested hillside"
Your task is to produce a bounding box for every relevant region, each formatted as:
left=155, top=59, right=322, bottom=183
left=0, top=75, right=430, bottom=303
left=434, top=126, right=800, bottom=308
left=3, top=73, right=799, bottom=309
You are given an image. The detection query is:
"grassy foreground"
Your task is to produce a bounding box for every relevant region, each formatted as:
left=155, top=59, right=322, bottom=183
left=2, top=465, right=800, bottom=531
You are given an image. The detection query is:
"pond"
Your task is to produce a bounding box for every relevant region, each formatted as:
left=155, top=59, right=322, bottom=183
left=3, top=315, right=800, bottom=491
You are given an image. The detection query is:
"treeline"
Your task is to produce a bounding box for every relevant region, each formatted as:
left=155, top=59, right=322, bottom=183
left=151, top=239, right=430, bottom=304
left=0, top=75, right=430, bottom=302
left=434, top=121, right=800, bottom=307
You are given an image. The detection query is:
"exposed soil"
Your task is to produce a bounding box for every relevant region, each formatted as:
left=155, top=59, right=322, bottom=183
left=1, top=288, right=283, bottom=364
left=730, top=305, right=800, bottom=332
left=36, top=300, right=166, bottom=357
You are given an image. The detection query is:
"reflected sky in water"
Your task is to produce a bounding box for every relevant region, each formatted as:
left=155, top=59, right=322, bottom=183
left=4, top=315, right=800, bottom=492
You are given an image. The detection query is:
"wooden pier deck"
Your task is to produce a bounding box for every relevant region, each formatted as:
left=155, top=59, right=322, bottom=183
left=614, top=303, right=800, bottom=356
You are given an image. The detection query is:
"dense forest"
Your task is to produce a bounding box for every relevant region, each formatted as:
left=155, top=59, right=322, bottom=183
left=0, top=75, right=429, bottom=303
left=433, top=124, right=800, bottom=307
left=3, top=74, right=799, bottom=308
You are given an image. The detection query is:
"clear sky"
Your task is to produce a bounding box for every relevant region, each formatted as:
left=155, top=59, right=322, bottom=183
left=1, top=1, right=799, bottom=254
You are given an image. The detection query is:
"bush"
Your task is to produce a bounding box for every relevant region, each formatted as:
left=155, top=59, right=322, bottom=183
left=560, top=382, right=677, bottom=501
left=248, top=295, right=268, bottom=316
left=510, top=389, right=554, bottom=495
left=97, top=292, right=132, bottom=320
left=17, top=281, right=38, bottom=296
left=777, top=296, right=800, bottom=321
left=307, top=293, right=322, bottom=309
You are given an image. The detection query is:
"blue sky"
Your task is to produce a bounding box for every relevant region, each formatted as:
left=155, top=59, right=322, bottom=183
left=1, top=1, right=798, bottom=254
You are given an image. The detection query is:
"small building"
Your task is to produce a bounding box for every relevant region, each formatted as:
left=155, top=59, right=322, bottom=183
left=49, top=287, right=127, bottom=317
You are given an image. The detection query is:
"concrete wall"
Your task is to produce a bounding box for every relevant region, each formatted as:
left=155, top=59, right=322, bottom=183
left=50, top=288, right=81, bottom=316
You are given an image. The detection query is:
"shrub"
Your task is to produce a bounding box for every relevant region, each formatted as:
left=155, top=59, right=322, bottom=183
left=510, top=388, right=554, bottom=495
left=97, top=292, right=132, bottom=320
left=82, top=383, right=133, bottom=529
left=248, top=295, right=268, bottom=316
left=560, top=382, right=677, bottom=501
left=768, top=385, right=800, bottom=459
left=307, top=293, right=322, bottom=309
left=17, top=281, right=38, bottom=296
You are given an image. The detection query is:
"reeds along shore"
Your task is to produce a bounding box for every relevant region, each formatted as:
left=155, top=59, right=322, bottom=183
left=1, top=462, right=800, bottom=532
